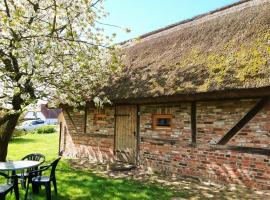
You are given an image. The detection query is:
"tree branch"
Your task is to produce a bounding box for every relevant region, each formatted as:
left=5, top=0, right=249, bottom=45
left=95, top=20, right=122, bottom=29
left=91, top=0, right=102, bottom=7
left=3, top=0, right=10, bottom=17
left=25, top=0, right=40, bottom=25
left=50, top=0, right=57, bottom=36
left=20, top=35, right=110, bottom=48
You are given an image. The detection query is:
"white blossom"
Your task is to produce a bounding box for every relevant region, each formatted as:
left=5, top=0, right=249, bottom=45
left=0, top=0, right=120, bottom=113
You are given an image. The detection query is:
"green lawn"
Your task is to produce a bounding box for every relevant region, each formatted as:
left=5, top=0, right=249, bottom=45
left=2, top=133, right=186, bottom=200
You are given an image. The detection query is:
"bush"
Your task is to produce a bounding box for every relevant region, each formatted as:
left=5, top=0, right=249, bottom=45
left=36, top=125, right=56, bottom=134
left=12, top=129, right=27, bottom=139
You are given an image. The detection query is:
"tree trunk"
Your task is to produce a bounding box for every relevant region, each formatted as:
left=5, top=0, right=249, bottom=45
left=0, top=113, right=20, bottom=161
left=0, top=140, right=8, bottom=161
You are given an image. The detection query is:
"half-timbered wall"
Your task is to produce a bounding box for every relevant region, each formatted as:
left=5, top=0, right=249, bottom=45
left=139, top=99, right=270, bottom=189
left=59, top=98, right=270, bottom=189
left=196, top=100, right=257, bottom=144
left=59, top=107, right=115, bottom=163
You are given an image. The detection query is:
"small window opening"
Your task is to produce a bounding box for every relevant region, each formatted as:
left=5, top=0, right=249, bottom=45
left=152, top=114, right=172, bottom=130
left=94, top=114, right=107, bottom=125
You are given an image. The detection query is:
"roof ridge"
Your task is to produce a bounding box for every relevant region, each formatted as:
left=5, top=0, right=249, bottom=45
left=119, top=0, right=253, bottom=46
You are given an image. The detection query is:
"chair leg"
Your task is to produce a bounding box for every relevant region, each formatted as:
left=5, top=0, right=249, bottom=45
left=52, top=178, right=57, bottom=195
left=22, top=177, right=27, bottom=189
left=24, top=177, right=30, bottom=200
left=32, top=182, right=39, bottom=194
left=13, top=177, right=20, bottom=200
left=45, top=182, right=51, bottom=200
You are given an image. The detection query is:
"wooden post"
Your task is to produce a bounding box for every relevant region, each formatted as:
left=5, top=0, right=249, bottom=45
left=191, top=102, right=197, bottom=144
left=58, top=122, right=62, bottom=156
left=84, top=103, right=88, bottom=134
left=113, top=106, right=117, bottom=156
left=136, top=104, right=140, bottom=166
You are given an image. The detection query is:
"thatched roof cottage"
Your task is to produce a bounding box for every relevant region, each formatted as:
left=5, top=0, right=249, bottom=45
left=59, top=0, right=270, bottom=189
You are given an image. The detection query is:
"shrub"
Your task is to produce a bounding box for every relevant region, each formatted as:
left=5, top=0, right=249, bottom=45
left=36, top=125, right=56, bottom=134
left=12, top=129, right=27, bottom=139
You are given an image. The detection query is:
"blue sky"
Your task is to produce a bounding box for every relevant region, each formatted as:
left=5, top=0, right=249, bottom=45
left=103, top=0, right=240, bottom=43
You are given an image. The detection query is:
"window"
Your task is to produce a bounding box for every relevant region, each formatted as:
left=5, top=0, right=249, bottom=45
left=31, top=120, right=44, bottom=125
left=37, top=120, right=45, bottom=124
left=152, top=114, right=172, bottom=130
left=94, top=114, right=107, bottom=125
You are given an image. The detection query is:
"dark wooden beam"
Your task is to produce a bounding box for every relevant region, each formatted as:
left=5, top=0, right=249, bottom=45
left=113, top=106, right=117, bottom=156
left=140, top=137, right=179, bottom=145
left=212, top=145, right=270, bottom=156
left=60, top=87, right=270, bottom=107
left=84, top=103, right=88, bottom=134
left=191, top=102, right=197, bottom=144
left=66, top=109, right=79, bottom=134
left=136, top=105, right=140, bottom=165
left=87, top=133, right=114, bottom=138
left=217, top=97, right=270, bottom=145
left=113, top=87, right=270, bottom=105
left=58, top=122, right=62, bottom=156
left=63, top=126, right=67, bottom=151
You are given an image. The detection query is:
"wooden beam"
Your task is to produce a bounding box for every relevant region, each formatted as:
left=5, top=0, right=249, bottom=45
left=113, top=87, right=270, bottom=105
left=87, top=133, right=114, bottom=138
left=136, top=105, right=140, bottom=165
left=58, top=122, right=62, bottom=156
left=140, top=137, right=178, bottom=145
left=113, top=106, right=117, bottom=156
left=191, top=102, right=197, bottom=144
left=66, top=109, right=79, bottom=134
left=212, top=145, right=270, bottom=156
left=63, top=126, right=67, bottom=151
left=84, top=103, right=88, bottom=134
left=217, top=97, right=269, bottom=145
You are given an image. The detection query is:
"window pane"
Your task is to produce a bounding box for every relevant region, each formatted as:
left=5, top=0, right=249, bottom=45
left=152, top=114, right=172, bottom=130
left=157, top=118, right=171, bottom=126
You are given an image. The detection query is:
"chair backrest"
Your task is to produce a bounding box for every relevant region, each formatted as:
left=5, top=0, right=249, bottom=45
left=22, top=153, right=46, bottom=164
left=49, top=157, right=61, bottom=179
left=22, top=153, right=45, bottom=172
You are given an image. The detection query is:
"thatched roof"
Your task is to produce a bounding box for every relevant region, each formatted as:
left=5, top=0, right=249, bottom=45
left=107, top=0, right=270, bottom=101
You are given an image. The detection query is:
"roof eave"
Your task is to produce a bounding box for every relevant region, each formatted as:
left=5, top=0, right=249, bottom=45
left=112, top=86, right=270, bottom=105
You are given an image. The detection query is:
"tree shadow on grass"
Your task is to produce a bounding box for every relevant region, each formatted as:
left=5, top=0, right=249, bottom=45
left=30, top=163, right=188, bottom=200
left=10, top=137, right=36, bottom=144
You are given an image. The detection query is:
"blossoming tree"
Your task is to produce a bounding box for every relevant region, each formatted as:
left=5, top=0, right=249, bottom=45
left=0, top=0, right=119, bottom=161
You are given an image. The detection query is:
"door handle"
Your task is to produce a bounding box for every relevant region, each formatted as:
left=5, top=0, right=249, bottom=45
left=133, top=131, right=136, bottom=136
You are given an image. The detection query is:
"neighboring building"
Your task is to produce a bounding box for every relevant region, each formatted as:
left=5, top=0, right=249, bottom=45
left=59, top=0, right=270, bottom=189
left=24, top=104, right=61, bottom=124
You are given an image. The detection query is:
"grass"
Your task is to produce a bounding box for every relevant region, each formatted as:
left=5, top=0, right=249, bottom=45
left=2, top=133, right=187, bottom=200
left=8, top=133, right=59, bottom=161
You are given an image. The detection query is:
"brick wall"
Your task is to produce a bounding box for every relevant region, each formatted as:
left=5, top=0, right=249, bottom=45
left=196, top=100, right=257, bottom=144
left=60, top=99, right=270, bottom=189
left=59, top=107, right=115, bottom=163
left=140, top=99, right=270, bottom=189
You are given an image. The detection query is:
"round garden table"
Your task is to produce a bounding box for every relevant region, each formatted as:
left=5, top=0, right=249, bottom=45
left=0, top=160, right=40, bottom=200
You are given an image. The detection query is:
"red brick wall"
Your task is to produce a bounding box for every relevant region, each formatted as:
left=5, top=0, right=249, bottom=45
left=60, top=99, right=270, bottom=189
left=229, top=102, right=270, bottom=148
left=59, top=107, right=115, bottom=163
left=139, top=100, right=270, bottom=189
left=196, top=100, right=257, bottom=144
left=140, top=104, right=191, bottom=142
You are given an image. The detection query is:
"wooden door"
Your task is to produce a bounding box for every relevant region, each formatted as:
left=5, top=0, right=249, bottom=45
left=115, top=105, right=137, bottom=164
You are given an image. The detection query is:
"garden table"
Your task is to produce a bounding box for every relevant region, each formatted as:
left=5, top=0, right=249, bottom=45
left=0, top=160, right=40, bottom=200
